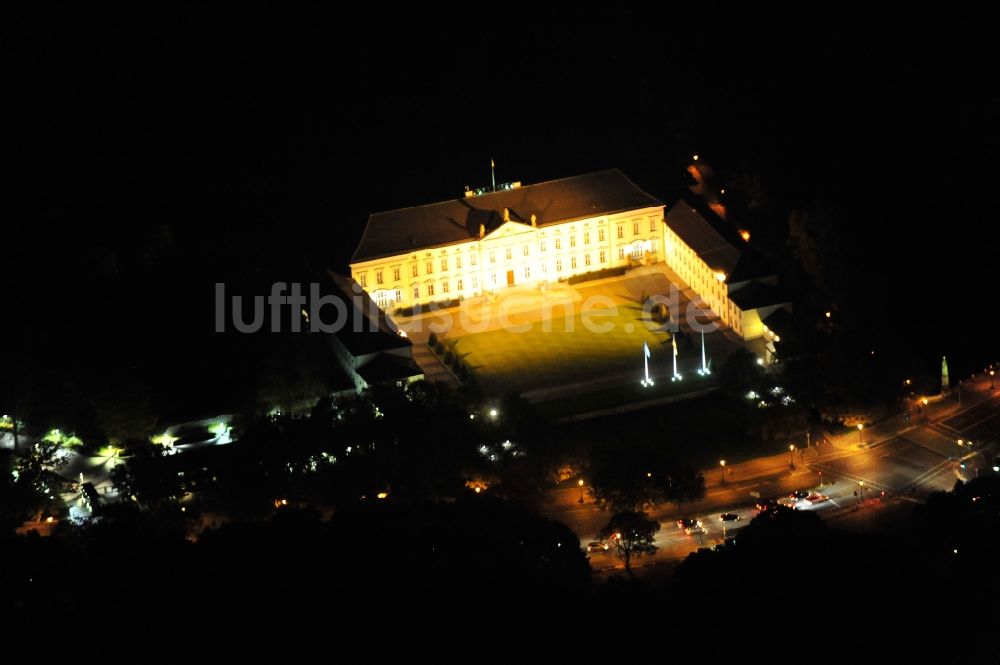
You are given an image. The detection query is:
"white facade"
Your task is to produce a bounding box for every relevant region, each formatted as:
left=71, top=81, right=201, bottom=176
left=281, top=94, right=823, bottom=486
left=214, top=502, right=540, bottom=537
left=661, top=223, right=742, bottom=335
left=352, top=202, right=743, bottom=335
left=352, top=206, right=662, bottom=304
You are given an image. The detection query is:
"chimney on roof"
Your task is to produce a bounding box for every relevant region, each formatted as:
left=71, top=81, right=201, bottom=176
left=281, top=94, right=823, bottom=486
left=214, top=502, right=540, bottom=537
left=503, top=207, right=510, bottom=222
left=530, top=213, right=537, bottom=228
left=479, top=224, right=485, bottom=239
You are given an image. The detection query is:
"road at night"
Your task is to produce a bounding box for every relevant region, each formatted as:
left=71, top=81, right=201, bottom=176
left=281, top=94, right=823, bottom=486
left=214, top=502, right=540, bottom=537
left=545, top=376, right=1000, bottom=575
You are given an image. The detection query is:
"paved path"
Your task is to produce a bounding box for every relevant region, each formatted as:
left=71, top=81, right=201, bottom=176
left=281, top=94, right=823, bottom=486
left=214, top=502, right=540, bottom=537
left=408, top=341, right=459, bottom=388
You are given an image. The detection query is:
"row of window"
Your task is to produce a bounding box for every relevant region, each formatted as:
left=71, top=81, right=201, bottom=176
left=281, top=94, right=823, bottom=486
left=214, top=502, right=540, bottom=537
left=373, top=273, right=483, bottom=305
left=412, top=275, right=481, bottom=300
left=374, top=241, right=663, bottom=305
left=362, top=241, right=663, bottom=288
left=415, top=254, right=479, bottom=276
left=359, top=221, right=661, bottom=286
left=374, top=290, right=403, bottom=308
left=620, top=219, right=656, bottom=237
left=359, top=253, right=485, bottom=286
left=664, top=232, right=737, bottom=327
left=481, top=228, right=652, bottom=264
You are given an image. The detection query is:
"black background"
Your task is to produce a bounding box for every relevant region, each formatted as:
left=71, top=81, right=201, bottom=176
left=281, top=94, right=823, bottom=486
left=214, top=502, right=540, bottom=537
left=8, top=4, right=998, bottom=414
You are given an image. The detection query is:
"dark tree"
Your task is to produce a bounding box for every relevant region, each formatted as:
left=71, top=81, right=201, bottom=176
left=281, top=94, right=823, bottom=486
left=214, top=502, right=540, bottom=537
left=254, top=333, right=333, bottom=416
left=110, top=443, right=184, bottom=509
left=666, top=464, right=706, bottom=517
left=590, top=450, right=705, bottom=515
left=590, top=450, right=672, bottom=512
left=0, top=439, right=70, bottom=529
left=599, top=510, right=660, bottom=578
left=90, top=373, right=158, bottom=447
left=718, top=348, right=768, bottom=400
left=787, top=202, right=845, bottom=297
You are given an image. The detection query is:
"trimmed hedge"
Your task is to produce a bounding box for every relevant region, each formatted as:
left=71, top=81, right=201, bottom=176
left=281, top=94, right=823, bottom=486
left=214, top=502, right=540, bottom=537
left=564, top=266, right=627, bottom=285
left=394, top=297, right=462, bottom=318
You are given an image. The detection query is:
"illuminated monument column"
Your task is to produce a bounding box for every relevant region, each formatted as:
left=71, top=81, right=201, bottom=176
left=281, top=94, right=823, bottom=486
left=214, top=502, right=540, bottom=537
left=941, top=355, right=951, bottom=396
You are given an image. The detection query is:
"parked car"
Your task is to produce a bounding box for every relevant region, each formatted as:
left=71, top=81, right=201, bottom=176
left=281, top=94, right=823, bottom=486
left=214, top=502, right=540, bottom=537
left=676, top=518, right=698, bottom=529
left=719, top=512, right=741, bottom=522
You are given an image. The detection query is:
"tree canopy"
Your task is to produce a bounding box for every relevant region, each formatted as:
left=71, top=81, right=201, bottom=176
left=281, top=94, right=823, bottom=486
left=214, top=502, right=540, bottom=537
left=598, top=510, right=660, bottom=577
left=590, top=449, right=704, bottom=513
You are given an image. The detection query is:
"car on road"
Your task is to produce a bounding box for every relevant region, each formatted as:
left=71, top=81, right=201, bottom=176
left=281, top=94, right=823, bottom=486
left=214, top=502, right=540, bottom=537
left=684, top=521, right=706, bottom=535
left=806, top=493, right=829, bottom=504
left=777, top=496, right=799, bottom=509
left=719, top=512, right=741, bottom=522
left=756, top=499, right=792, bottom=515
left=586, top=541, right=610, bottom=553
left=676, top=518, right=699, bottom=529
left=790, top=490, right=810, bottom=500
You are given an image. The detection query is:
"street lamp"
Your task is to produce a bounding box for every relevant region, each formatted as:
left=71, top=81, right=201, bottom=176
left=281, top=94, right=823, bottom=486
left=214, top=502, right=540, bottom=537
left=789, top=444, right=796, bottom=468
left=857, top=423, right=864, bottom=444
left=859, top=481, right=865, bottom=505
left=720, top=459, right=726, bottom=484
left=991, top=369, right=995, bottom=390
left=577, top=479, right=585, bottom=504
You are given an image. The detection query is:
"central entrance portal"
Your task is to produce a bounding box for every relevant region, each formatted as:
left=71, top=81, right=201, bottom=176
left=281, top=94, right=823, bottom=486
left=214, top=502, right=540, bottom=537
left=506, top=270, right=515, bottom=286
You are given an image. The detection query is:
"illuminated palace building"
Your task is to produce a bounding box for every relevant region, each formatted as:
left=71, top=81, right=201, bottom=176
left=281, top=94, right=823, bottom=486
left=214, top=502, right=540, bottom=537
left=351, top=170, right=787, bottom=344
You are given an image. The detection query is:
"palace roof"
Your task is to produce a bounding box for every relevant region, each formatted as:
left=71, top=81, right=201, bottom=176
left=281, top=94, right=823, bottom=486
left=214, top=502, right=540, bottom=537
left=352, top=169, right=663, bottom=262
left=663, top=200, right=742, bottom=274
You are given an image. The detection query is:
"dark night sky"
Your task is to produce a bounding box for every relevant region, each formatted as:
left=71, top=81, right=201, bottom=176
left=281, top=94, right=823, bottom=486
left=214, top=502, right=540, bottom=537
left=7, top=5, right=1000, bottom=413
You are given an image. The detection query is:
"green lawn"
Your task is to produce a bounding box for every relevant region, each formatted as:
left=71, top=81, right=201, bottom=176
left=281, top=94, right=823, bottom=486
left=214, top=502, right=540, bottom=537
left=535, top=375, right=716, bottom=420
left=452, top=305, right=672, bottom=394
left=556, top=392, right=788, bottom=470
